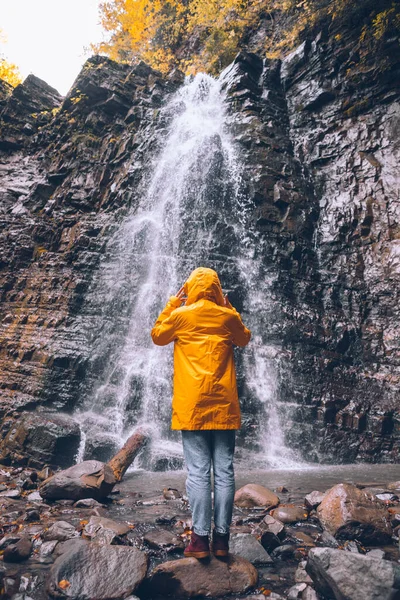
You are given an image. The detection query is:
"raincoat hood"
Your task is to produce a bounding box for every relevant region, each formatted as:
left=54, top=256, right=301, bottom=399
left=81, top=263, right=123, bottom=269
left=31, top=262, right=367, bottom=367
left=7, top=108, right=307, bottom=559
left=184, top=267, right=225, bottom=307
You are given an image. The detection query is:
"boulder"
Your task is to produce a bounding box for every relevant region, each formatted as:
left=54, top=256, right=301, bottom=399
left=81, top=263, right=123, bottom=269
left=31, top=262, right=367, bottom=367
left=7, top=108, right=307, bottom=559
left=147, top=554, right=258, bottom=598
left=306, top=547, right=400, bottom=600
left=270, top=504, right=308, bottom=524
left=317, top=483, right=392, bottom=545
left=39, top=460, right=116, bottom=501
left=143, top=529, right=185, bottom=552
left=261, top=514, right=286, bottom=539
left=0, top=412, right=81, bottom=469
left=305, top=491, right=326, bottom=510
left=48, top=541, right=148, bottom=599
left=234, top=484, right=279, bottom=509
left=230, top=533, right=273, bottom=565
left=83, top=516, right=130, bottom=545
left=44, top=521, right=78, bottom=542
left=3, top=538, right=32, bottom=562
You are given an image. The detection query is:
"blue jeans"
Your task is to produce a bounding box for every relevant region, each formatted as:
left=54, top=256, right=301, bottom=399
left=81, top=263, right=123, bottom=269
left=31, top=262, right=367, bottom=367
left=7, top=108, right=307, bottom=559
left=181, top=430, right=236, bottom=537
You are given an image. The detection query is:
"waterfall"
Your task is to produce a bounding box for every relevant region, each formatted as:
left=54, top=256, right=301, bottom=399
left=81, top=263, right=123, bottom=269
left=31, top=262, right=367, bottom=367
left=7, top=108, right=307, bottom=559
left=76, top=72, right=302, bottom=470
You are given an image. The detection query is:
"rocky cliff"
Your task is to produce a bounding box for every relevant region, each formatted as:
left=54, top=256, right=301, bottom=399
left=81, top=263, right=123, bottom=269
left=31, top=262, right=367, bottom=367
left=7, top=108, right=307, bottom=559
left=0, top=20, right=399, bottom=466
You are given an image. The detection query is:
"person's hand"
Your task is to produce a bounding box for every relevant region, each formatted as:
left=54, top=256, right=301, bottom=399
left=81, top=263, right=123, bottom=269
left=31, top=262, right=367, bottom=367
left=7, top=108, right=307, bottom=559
left=176, top=286, right=187, bottom=305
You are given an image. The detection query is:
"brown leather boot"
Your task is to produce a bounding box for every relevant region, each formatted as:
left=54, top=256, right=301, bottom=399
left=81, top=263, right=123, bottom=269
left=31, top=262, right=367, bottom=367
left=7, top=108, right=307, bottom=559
left=212, top=529, right=229, bottom=557
left=184, top=531, right=210, bottom=558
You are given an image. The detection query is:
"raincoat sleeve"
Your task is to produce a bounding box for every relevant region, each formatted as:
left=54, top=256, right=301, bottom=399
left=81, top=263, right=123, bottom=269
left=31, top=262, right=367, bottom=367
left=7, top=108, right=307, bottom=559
left=225, top=298, right=251, bottom=347
left=151, top=296, right=182, bottom=346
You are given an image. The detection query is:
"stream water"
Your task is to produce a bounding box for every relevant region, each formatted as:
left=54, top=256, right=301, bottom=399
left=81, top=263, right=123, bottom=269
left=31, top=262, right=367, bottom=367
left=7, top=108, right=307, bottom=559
left=76, top=72, right=303, bottom=470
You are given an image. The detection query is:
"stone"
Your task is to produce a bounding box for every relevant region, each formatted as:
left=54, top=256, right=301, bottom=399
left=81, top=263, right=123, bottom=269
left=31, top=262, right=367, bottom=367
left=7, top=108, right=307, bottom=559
left=317, top=530, right=339, bottom=548
left=143, top=528, right=184, bottom=552
left=261, top=515, right=286, bottom=539
left=48, top=541, right=148, bottom=598
left=388, top=481, right=400, bottom=491
left=270, top=504, right=308, bottom=524
left=147, top=554, right=258, bottom=598
left=0, top=412, right=81, bottom=469
left=40, top=540, right=58, bottom=557
left=3, top=538, right=32, bottom=562
left=305, top=491, right=326, bottom=510
left=287, top=583, right=307, bottom=599
left=0, top=535, right=22, bottom=549
left=317, top=483, right=392, bottom=545
left=295, top=561, right=313, bottom=584
left=44, top=521, right=78, bottom=542
left=73, top=498, right=104, bottom=509
left=83, top=515, right=130, bottom=545
left=271, top=544, right=296, bottom=559
left=230, top=533, right=273, bottom=565
left=306, top=547, right=400, bottom=600
left=39, top=460, right=116, bottom=501
left=302, top=587, right=319, bottom=600
left=234, top=484, right=279, bottom=509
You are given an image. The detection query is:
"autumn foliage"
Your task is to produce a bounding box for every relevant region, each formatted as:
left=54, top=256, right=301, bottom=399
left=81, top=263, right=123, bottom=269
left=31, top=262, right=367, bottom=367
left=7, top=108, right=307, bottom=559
left=0, top=29, right=22, bottom=87
left=93, top=0, right=400, bottom=74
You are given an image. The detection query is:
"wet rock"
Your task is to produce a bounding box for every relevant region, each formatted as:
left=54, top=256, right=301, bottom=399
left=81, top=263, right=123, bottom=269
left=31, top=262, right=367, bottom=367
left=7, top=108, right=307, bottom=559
left=261, top=515, right=286, bottom=539
left=24, top=508, right=40, bottom=522
left=316, top=530, right=339, bottom=548
left=39, top=460, right=116, bottom=501
left=40, top=540, right=59, bottom=557
left=0, top=535, right=22, bottom=549
left=234, top=484, right=279, bottom=509
left=44, top=521, right=78, bottom=542
left=302, top=587, right=319, bottom=600
left=271, top=544, right=296, bottom=559
left=317, top=483, right=392, bottom=545
left=270, top=504, right=308, bottom=524
left=305, top=491, right=326, bottom=510
left=27, top=490, right=42, bottom=501
left=252, top=528, right=281, bottom=553
left=287, top=583, right=308, bottom=599
left=367, top=548, right=385, bottom=559
left=73, top=498, right=104, bottom=509
left=0, top=413, right=81, bottom=469
left=147, top=554, right=257, bottom=598
left=3, top=538, right=32, bottom=562
left=83, top=515, right=130, bottom=545
left=0, top=489, right=21, bottom=499
left=230, top=533, right=273, bottom=565
left=295, top=560, right=313, bottom=584
left=388, top=481, right=400, bottom=491
left=290, top=530, right=315, bottom=547
left=48, top=541, right=148, bottom=598
left=143, top=528, right=184, bottom=552
left=163, top=487, right=182, bottom=500
left=306, top=547, right=400, bottom=600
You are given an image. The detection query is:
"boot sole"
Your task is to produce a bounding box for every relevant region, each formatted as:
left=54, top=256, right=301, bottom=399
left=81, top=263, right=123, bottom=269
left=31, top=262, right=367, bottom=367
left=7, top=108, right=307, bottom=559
left=184, top=550, right=210, bottom=558
left=213, top=550, right=229, bottom=557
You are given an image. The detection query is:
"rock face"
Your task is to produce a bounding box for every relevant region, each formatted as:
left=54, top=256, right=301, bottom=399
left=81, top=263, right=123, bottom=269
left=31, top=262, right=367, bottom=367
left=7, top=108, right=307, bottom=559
left=317, top=483, right=392, bottom=544
left=0, top=17, right=399, bottom=464
left=48, top=541, right=148, bottom=599
left=0, top=412, right=80, bottom=468
left=146, top=554, right=258, bottom=598
left=306, top=547, right=400, bottom=600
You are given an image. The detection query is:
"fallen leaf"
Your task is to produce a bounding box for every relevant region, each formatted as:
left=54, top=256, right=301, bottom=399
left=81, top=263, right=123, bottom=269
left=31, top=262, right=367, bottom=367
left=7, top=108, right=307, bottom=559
left=58, top=580, right=70, bottom=589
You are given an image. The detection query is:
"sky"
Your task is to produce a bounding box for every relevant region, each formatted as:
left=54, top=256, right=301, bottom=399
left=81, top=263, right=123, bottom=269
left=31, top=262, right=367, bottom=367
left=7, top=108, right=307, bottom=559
left=0, top=0, right=106, bottom=95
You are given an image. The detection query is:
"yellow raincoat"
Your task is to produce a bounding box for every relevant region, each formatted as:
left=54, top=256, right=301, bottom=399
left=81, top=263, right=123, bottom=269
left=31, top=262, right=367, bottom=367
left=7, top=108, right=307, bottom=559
left=151, top=267, right=251, bottom=430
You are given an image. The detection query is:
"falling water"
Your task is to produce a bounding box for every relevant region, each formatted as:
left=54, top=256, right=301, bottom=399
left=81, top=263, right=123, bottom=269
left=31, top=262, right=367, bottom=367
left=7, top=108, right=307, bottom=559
left=76, top=72, right=303, bottom=469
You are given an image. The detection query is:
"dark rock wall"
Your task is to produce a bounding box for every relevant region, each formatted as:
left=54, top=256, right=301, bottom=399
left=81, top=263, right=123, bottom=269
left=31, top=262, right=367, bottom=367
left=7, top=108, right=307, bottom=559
left=0, top=25, right=399, bottom=466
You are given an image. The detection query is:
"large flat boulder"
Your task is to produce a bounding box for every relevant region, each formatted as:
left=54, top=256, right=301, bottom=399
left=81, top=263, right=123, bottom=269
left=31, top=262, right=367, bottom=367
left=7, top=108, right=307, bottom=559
left=306, top=547, right=400, bottom=600
left=317, top=483, right=392, bottom=545
left=39, top=460, right=116, bottom=501
left=48, top=540, right=148, bottom=599
left=234, top=484, right=279, bottom=509
left=146, top=554, right=258, bottom=598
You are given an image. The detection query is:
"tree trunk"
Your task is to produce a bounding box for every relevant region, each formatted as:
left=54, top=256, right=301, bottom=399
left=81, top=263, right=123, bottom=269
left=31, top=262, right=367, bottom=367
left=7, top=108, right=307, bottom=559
left=107, top=429, right=148, bottom=481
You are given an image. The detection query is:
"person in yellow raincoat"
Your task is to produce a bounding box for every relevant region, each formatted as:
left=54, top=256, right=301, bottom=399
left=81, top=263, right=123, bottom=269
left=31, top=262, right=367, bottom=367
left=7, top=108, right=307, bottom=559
left=151, top=267, right=251, bottom=558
